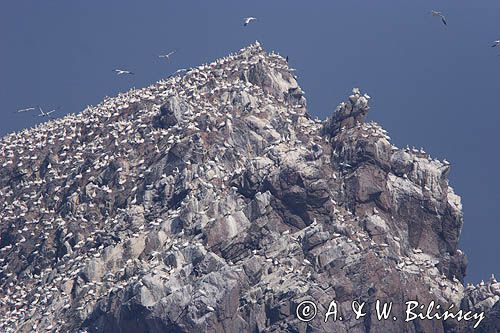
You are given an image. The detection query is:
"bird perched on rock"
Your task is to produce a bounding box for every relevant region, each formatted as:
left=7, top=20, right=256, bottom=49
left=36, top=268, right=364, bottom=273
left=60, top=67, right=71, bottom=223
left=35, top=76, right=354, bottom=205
left=431, top=10, right=447, bottom=26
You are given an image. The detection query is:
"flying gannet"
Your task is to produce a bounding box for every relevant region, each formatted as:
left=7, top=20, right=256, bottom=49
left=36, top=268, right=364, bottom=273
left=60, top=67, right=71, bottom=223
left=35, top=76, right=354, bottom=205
left=159, top=51, right=175, bottom=60
left=16, top=107, right=36, bottom=113
left=491, top=40, right=500, bottom=48
left=431, top=10, right=447, bottom=26
left=37, top=106, right=59, bottom=118
left=243, top=17, right=257, bottom=27
left=114, top=69, right=134, bottom=75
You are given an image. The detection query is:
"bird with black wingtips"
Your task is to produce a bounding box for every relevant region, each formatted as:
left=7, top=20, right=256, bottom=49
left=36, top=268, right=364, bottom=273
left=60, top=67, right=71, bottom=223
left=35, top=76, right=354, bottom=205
left=37, top=106, right=60, bottom=118
left=491, top=40, right=500, bottom=48
left=243, top=17, right=257, bottom=26
left=431, top=10, right=447, bottom=26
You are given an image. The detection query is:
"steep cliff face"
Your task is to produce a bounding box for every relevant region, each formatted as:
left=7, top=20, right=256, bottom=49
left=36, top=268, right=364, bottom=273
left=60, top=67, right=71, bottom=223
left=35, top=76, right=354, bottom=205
left=0, top=43, right=498, bottom=332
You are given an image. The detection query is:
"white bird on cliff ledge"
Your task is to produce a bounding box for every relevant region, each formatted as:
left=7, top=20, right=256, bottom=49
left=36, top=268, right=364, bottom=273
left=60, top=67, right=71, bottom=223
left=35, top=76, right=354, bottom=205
left=243, top=17, right=257, bottom=26
left=430, top=10, right=447, bottom=26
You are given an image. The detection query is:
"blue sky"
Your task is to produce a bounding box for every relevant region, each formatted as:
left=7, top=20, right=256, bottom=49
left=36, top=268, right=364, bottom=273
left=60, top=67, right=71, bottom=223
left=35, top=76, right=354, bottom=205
left=1, top=0, right=499, bottom=282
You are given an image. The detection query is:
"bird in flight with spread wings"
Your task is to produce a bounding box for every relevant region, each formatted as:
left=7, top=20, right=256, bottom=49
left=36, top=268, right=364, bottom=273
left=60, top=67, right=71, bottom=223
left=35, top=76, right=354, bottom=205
left=431, top=10, right=447, bottom=26
left=243, top=17, right=257, bottom=27
left=114, top=69, right=134, bottom=75
left=159, top=51, right=175, bottom=61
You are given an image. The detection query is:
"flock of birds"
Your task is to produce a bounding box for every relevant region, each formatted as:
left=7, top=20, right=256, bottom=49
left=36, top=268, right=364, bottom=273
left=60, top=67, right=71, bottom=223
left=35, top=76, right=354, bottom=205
left=111, top=16, right=257, bottom=78
left=0, top=43, right=308, bottom=330
left=430, top=10, right=500, bottom=52
left=15, top=106, right=59, bottom=118
left=0, top=40, right=339, bottom=317
left=1, top=5, right=499, bottom=327
left=13, top=17, right=259, bottom=119
left=13, top=10, right=500, bottom=122
left=114, top=51, right=177, bottom=76
left=5, top=43, right=426, bottom=332
left=429, top=9, right=500, bottom=53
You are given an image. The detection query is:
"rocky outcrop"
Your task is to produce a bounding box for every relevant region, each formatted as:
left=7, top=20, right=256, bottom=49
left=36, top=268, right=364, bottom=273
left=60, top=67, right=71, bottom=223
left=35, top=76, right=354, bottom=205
left=0, top=43, right=497, bottom=332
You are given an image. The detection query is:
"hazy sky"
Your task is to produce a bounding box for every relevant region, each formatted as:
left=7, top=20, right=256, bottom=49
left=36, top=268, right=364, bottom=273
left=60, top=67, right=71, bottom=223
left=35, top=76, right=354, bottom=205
left=1, top=0, right=499, bottom=283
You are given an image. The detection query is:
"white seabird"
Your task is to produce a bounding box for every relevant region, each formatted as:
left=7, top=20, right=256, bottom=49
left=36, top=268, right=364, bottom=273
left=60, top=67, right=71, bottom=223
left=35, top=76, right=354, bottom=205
left=16, top=107, right=36, bottom=113
left=243, top=17, right=257, bottom=27
left=114, top=69, right=134, bottom=75
left=159, top=51, right=175, bottom=60
left=431, top=10, right=447, bottom=26
left=491, top=40, right=500, bottom=48
left=37, top=106, right=58, bottom=118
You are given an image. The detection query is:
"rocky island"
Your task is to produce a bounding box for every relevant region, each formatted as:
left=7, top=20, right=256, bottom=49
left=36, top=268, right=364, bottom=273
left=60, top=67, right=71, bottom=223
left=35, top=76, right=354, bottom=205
left=0, top=43, right=498, bottom=332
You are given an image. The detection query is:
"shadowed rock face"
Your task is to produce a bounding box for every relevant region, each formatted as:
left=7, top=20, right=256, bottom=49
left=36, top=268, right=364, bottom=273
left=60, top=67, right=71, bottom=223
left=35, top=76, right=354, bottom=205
left=0, top=43, right=497, bottom=333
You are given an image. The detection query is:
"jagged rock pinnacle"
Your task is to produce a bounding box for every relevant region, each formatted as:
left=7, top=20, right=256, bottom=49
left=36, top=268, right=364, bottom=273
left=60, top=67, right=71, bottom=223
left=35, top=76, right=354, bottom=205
left=323, top=87, right=370, bottom=137
left=0, top=43, right=496, bottom=332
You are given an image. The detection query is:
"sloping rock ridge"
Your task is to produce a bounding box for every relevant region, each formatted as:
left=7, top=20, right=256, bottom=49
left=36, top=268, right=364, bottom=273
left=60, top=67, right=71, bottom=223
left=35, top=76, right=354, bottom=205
left=0, top=43, right=498, bottom=332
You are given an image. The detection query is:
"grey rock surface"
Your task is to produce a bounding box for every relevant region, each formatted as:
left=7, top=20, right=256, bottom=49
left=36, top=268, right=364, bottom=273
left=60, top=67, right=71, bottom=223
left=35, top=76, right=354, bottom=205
left=0, top=43, right=497, bottom=332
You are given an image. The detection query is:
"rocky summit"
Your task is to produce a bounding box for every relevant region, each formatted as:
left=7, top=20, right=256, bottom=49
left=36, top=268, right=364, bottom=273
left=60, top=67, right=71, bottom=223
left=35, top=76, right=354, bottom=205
left=0, top=43, right=498, bottom=333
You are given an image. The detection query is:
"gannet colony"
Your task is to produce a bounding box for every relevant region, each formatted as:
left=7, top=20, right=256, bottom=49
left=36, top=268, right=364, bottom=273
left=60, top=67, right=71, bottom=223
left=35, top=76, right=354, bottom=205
left=0, top=43, right=498, bottom=332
